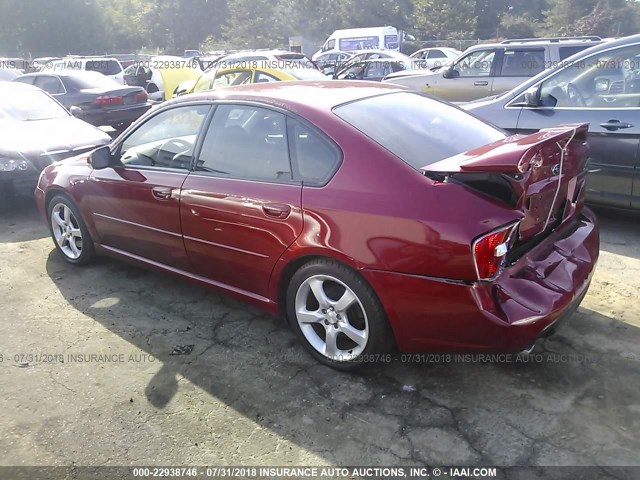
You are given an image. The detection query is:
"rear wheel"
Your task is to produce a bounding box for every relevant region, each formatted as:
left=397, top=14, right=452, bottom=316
left=48, top=195, right=95, bottom=265
left=286, top=258, right=393, bottom=370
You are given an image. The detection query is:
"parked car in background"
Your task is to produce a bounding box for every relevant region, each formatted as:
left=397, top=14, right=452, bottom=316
left=209, top=50, right=316, bottom=70
left=123, top=56, right=202, bottom=101
left=314, top=51, right=354, bottom=75
left=335, top=59, right=409, bottom=82
left=409, top=47, right=461, bottom=69
left=13, top=71, right=152, bottom=130
left=384, top=36, right=603, bottom=101
left=41, top=57, right=125, bottom=84
left=464, top=34, right=640, bottom=210
left=35, top=81, right=598, bottom=370
left=0, top=82, right=110, bottom=199
left=332, top=50, right=423, bottom=77
left=312, top=26, right=400, bottom=60
left=0, top=67, right=22, bottom=81
left=175, top=65, right=328, bottom=96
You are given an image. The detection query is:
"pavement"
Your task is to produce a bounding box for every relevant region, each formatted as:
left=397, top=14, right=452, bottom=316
left=0, top=198, right=639, bottom=473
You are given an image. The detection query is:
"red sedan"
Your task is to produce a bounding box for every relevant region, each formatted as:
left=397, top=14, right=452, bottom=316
left=35, top=81, right=599, bottom=370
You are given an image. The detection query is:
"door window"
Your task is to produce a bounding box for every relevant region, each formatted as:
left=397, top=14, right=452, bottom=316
left=119, top=105, right=210, bottom=169
left=454, top=49, right=495, bottom=77
left=34, top=75, right=65, bottom=94
left=196, top=105, right=292, bottom=182
left=255, top=71, right=279, bottom=83
left=428, top=50, right=447, bottom=59
left=539, top=43, right=640, bottom=108
left=288, top=119, right=341, bottom=186
left=500, top=49, right=545, bottom=77
left=213, top=70, right=252, bottom=87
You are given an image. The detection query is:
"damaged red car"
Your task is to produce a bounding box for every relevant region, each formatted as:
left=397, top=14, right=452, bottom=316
left=35, top=81, right=599, bottom=370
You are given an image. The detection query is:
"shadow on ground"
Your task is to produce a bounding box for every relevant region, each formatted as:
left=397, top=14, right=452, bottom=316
left=42, top=207, right=640, bottom=467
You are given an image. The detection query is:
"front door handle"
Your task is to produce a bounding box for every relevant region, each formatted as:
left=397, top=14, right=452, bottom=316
left=262, top=203, right=291, bottom=219
left=600, top=120, right=634, bottom=131
left=474, top=81, right=489, bottom=86
left=152, top=186, right=172, bottom=200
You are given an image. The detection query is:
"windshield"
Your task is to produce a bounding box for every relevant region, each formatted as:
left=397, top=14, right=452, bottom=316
left=0, top=90, right=69, bottom=121
left=334, top=92, right=504, bottom=169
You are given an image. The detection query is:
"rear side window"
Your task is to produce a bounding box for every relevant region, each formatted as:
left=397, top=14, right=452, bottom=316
left=288, top=119, right=341, bottom=186
left=500, top=48, right=545, bottom=76
left=34, top=76, right=64, bottom=94
left=197, top=105, right=292, bottom=182
left=85, top=60, right=122, bottom=76
left=429, top=50, right=447, bottom=59
left=559, top=46, right=589, bottom=61
left=333, top=92, right=504, bottom=169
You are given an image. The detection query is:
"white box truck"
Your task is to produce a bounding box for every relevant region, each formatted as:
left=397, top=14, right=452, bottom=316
left=312, top=26, right=400, bottom=61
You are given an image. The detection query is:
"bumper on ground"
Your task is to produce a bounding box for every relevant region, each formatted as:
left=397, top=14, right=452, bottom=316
left=363, top=209, right=600, bottom=352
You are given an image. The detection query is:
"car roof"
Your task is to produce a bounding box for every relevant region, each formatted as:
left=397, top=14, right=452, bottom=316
left=173, top=80, right=407, bottom=115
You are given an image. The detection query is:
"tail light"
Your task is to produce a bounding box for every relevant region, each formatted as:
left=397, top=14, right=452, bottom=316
left=472, top=223, right=518, bottom=281
left=133, top=91, right=148, bottom=102
left=93, top=95, right=124, bottom=106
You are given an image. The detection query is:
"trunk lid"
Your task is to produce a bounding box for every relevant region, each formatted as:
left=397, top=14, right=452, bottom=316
left=422, top=123, right=589, bottom=242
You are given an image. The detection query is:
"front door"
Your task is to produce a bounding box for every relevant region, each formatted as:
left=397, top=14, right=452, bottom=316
left=87, top=104, right=211, bottom=270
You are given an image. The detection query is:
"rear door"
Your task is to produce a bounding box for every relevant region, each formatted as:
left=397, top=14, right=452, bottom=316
left=515, top=42, right=640, bottom=208
left=87, top=104, right=211, bottom=270
left=180, top=104, right=303, bottom=297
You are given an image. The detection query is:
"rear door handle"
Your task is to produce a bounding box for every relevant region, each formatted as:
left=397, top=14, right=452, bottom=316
left=474, top=81, right=489, bottom=86
left=151, top=186, right=172, bottom=200
left=262, top=203, right=291, bottom=219
left=600, top=120, right=634, bottom=131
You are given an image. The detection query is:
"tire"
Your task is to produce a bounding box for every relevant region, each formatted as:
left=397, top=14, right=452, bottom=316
left=47, top=194, right=96, bottom=265
left=286, top=258, right=393, bottom=370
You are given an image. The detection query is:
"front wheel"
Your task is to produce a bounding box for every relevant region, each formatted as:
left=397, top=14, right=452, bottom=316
left=48, top=195, right=96, bottom=265
left=286, top=258, right=393, bottom=370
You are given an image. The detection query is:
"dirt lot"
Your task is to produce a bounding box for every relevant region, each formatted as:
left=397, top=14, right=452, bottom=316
left=1, top=198, right=639, bottom=471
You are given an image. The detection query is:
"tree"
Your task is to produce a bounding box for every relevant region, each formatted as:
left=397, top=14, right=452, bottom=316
left=413, top=0, right=477, bottom=39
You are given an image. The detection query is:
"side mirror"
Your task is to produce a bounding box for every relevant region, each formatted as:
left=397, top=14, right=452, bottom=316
left=69, top=106, right=82, bottom=117
left=88, top=145, right=118, bottom=170
left=442, top=66, right=458, bottom=79
left=523, top=85, right=542, bottom=107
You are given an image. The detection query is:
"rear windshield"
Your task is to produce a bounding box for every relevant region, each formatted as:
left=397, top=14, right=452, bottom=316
left=85, top=60, right=122, bottom=76
left=333, top=92, right=504, bottom=169
left=66, top=72, right=120, bottom=89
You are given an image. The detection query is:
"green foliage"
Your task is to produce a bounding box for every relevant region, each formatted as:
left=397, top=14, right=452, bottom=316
left=0, top=0, right=639, bottom=58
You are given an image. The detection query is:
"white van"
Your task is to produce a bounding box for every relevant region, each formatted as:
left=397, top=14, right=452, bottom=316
left=41, top=57, right=125, bottom=84
left=312, top=26, right=400, bottom=61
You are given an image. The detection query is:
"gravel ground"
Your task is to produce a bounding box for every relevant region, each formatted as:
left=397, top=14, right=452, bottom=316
left=0, top=198, right=638, bottom=476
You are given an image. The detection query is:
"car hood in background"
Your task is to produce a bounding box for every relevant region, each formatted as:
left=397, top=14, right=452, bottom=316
left=0, top=116, right=111, bottom=169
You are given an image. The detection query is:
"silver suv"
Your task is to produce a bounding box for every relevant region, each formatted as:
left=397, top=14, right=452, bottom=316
left=383, top=36, right=602, bottom=102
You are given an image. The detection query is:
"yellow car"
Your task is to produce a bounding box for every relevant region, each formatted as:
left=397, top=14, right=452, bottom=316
left=174, top=65, right=328, bottom=96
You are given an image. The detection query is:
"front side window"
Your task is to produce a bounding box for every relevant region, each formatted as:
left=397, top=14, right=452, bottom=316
left=454, top=49, right=496, bottom=77
left=213, top=70, right=252, bottom=87
left=196, top=105, right=292, bottom=182
left=428, top=50, right=447, bottom=59
left=538, top=43, right=640, bottom=108
left=334, top=92, right=504, bottom=170
left=337, top=62, right=367, bottom=80
left=324, top=39, right=336, bottom=51
left=119, top=105, right=210, bottom=169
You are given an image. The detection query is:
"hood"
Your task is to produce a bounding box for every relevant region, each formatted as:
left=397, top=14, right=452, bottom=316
left=0, top=116, right=111, bottom=169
